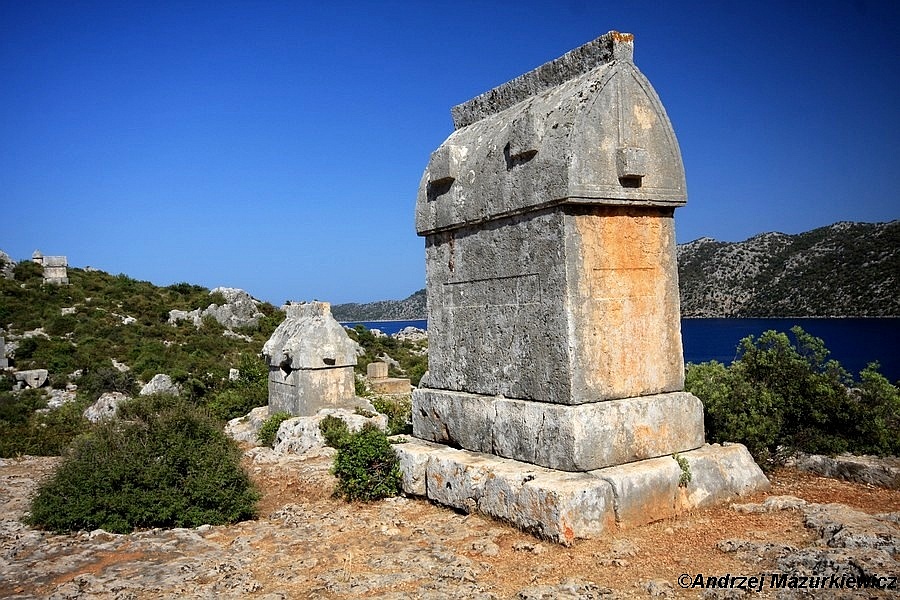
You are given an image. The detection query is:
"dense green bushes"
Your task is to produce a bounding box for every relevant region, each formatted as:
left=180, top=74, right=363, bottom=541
left=27, top=394, right=258, bottom=533
left=257, top=411, right=292, bottom=447
left=0, top=389, right=91, bottom=457
left=686, top=326, right=900, bottom=466
left=330, top=424, right=402, bottom=502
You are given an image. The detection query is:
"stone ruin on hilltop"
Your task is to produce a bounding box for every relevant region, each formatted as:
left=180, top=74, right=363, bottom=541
left=395, top=31, right=769, bottom=544
left=32, top=249, right=68, bottom=285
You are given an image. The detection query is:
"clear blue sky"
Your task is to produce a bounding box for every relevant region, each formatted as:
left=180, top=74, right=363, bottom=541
left=2, top=1, right=898, bottom=305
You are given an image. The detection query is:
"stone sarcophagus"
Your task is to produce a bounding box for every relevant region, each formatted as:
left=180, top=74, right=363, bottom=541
left=399, top=31, right=767, bottom=543
left=262, top=301, right=359, bottom=416
left=414, top=31, right=696, bottom=471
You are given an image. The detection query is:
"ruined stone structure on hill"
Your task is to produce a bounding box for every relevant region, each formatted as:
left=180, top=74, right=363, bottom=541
left=31, top=250, right=68, bottom=285
left=397, top=31, right=768, bottom=544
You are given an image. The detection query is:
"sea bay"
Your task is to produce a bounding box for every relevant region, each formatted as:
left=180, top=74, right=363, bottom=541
left=343, top=318, right=899, bottom=382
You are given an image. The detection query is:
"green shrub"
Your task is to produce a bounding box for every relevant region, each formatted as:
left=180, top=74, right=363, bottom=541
left=258, top=411, right=292, bottom=448
left=331, top=424, right=402, bottom=502
left=371, top=395, right=412, bottom=435
left=319, top=415, right=352, bottom=449
left=77, top=366, right=137, bottom=401
left=27, top=394, right=258, bottom=533
left=686, top=326, right=900, bottom=466
left=0, top=390, right=90, bottom=457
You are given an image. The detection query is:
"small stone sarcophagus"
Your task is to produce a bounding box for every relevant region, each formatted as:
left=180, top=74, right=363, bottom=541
left=262, top=302, right=358, bottom=416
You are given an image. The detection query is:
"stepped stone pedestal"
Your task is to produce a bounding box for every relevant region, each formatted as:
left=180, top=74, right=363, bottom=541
left=402, top=31, right=768, bottom=544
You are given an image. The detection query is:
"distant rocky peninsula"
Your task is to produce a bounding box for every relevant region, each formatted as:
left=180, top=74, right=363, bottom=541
left=331, top=221, right=899, bottom=320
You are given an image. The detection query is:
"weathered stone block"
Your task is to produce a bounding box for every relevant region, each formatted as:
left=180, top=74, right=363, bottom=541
left=592, top=456, right=681, bottom=527
left=367, top=362, right=389, bottom=379
left=393, top=439, right=616, bottom=545
left=14, top=369, right=48, bottom=389
left=396, top=441, right=766, bottom=543
left=369, top=377, right=411, bottom=395
left=412, top=389, right=704, bottom=471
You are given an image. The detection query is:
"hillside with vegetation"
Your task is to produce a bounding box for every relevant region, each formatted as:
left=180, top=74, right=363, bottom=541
left=0, top=259, right=283, bottom=455
left=331, top=288, right=426, bottom=321
left=332, top=221, right=899, bottom=320
left=677, top=220, right=899, bottom=317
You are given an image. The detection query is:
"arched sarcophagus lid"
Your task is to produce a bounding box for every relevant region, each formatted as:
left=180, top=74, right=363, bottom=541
left=416, top=31, right=687, bottom=236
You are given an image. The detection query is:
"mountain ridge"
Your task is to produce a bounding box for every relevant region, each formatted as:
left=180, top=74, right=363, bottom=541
left=331, top=220, right=899, bottom=320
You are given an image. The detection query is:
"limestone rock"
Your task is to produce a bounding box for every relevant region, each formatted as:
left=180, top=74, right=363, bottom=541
left=0, top=249, right=14, bottom=279
left=168, top=287, right=265, bottom=330
left=83, top=392, right=130, bottom=423
left=272, top=408, right=386, bottom=455
left=140, top=374, right=180, bottom=396
left=790, top=453, right=900, bottom=489
left=47, top=389, right=77, bottom=409
left=204, top=287, right=265, bottom=329
left=224, top=406, right=271, bottom=445
left=393, top=326, right=427, bottom=342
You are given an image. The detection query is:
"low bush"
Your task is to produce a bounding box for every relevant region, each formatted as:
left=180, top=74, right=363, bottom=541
left=319, top=415, right=351, bottom=449
left=371, top=395, right=412, bottom=435
left=0, top=390, right=90, bottom=457
left=686, top=326, right=900, bottom=467
left=331, top=424, right=402, bottom=502
left=258, top=411, right=292, bottom=448
left=27, top=394, right=258, bottom=533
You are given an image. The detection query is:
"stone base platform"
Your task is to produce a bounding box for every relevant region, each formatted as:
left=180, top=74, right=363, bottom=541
left=412, top=388, right=705, bottom=471
left=370, top=377, right=412, bottom=395
left=394, top=438, right=769, bottom=546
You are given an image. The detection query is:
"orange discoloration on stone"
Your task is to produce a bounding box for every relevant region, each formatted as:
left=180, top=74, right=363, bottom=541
left=569, top=207, right=684, bottom=401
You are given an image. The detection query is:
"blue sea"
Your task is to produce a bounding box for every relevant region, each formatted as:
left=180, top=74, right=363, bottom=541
left=342, top=318, right=900, bottom=382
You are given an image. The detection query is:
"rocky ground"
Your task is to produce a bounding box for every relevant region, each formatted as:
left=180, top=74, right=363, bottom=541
left=2, top=448, right=898, bottom=599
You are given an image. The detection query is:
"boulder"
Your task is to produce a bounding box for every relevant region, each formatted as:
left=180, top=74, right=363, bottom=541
left=168, top=287, right=265, bottom=330
left=83, top=392, right=130, bottom=423
left=790, top=453, right=900, bottom=490
left=224, top=406, right=270, bottom=445
left=393, top=326, right=427, bottom=342
left=139, top=374, right=180, bottom=396
left=0, top=250, right=14, bottom=279
left=272, top=408, right=386, bottom=455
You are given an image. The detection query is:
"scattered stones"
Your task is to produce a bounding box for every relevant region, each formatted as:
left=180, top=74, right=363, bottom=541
left=731, top=495, right=808, bottom=513
left=139, top=373, right=180, bottom=396
left=719, top=500, right=900, bottom=598
left=47, top=389, right=77, bottom=409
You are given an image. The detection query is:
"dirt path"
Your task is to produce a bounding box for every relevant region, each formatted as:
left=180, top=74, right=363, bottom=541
left=1, top=451, right=898, bottom=599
